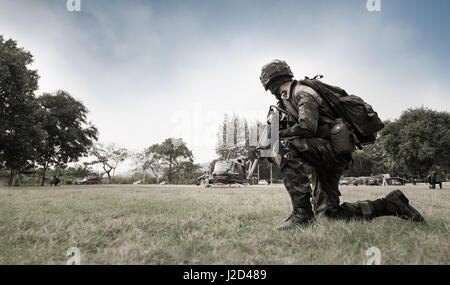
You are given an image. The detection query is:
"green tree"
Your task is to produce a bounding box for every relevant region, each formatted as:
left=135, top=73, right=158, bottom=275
left=65, top=163, right=98, bottom=179
left=133, top=149, right=164, bottom=183
left=147, top=138, right=193, bottom=184
left=380, top=107, right=450, bottom=178
left=90, top=143, right=129, bottom=184
left=173, top=160, right=203, bottom=184
left=0, top=35, right=46, bottom=186
left=36, top=90, right=98, bottom=186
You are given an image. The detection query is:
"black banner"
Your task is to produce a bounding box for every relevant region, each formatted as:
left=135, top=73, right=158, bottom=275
left=0, top=265, right=446, bottom=283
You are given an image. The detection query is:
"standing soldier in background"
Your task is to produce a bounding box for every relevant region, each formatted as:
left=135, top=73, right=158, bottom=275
left=428, top=171, right=443, bottom=189
left=259, top=59, right=426, bottom=230
left=436, top=172, right=444, bottom=189
left=427, top=173, right=434, bottom=189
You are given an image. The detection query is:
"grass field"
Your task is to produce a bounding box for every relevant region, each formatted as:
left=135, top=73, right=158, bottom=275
left=0, top=184, right=448, bottom=265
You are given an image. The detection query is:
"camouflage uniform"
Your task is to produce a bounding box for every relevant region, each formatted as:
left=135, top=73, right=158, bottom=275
left=278, top=83, right=380, bottom=220
left=260, top=60, right=425, bottom=229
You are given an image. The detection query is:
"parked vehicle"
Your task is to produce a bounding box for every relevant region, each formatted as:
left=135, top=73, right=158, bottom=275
left=385, top=177, right=407, bottom=186
left=258, top=179, right=268, bottom=185
left=76, top=177, right=101, bottom=185
left=367, top=177, right=381, bottom=185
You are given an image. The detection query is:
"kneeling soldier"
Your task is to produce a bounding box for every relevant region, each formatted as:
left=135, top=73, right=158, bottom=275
left=259, top=60, right=425, bottom=230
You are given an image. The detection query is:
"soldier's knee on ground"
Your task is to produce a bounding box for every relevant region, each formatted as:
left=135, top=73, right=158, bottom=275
left=334, top=201, right=375, bottom=220
left=314, top=204, right=343, bottom=220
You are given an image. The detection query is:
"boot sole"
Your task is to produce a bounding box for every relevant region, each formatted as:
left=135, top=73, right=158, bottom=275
left=389, top=190, right=426, bottom=223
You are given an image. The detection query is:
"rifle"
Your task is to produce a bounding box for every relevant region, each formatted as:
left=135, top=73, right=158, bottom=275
left=246, top=105, right=287, bottom=180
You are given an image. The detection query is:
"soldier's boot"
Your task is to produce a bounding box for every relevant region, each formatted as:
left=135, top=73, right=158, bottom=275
left=371, top=189, right=426, bottom=223
left=274, top=192, right=315, bottom=231
left=274, top=208, right=315, bottom=231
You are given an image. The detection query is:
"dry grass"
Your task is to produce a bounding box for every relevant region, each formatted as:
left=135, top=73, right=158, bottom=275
left=0, top=184, right=448, bottom=264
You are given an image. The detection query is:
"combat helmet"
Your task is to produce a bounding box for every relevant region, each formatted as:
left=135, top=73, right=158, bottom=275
left=260, top=59, right=293, bottom=93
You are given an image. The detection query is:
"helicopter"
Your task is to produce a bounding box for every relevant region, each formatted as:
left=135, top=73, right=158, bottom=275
left=197, top=147, right=251, bottom=187
left=209, top=158, right=248, bottom=185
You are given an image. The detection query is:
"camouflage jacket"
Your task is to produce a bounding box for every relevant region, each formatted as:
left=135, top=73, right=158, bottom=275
left=278, top=80, right=336, bottom=138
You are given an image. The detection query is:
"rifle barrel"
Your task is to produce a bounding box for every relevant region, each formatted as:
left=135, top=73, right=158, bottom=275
left=246, top=158, right=259, bottom=180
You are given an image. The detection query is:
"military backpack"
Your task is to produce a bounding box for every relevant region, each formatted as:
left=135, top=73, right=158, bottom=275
left=299, top=76, right=385, bottom=149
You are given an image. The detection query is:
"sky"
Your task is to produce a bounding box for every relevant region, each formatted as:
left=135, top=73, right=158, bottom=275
left=1, top=0, right=449, bottom=172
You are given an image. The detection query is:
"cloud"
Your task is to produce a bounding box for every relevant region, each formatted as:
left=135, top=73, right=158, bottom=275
left=0, top=0, right=449, bottom=171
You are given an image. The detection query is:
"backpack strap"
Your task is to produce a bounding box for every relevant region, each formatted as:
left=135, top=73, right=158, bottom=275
left=281, top=80, right=299, bottom=119
left=301, top=79, right=350, bottom=123
left=282, top=97, right=299, bottom=119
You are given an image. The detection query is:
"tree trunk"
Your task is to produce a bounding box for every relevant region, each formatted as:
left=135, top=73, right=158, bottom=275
left=8, top=169, right=15, bottom=187
left=168, top=162, right=172, bottom=184
left=270, top=163, right=273, bottom=184
left=41, top=165, right=47, bottom=186
left=107, top=171, right=112, bottom=184
left=150, top=168, right=159, bottom=184
left=12, top=171, right=17, bottom=186
left=112, top=168, right=116, bottom=184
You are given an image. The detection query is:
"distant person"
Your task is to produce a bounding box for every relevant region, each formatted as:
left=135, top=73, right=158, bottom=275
left=428, top=171, right=442, bottom=189
left=50, top=175, right=60, bottom=186
left=435, top=172, right=443, bottom=189
left=427, top=174, right=433, bottom=188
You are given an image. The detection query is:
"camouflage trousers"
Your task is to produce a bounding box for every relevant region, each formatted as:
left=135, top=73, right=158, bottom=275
left=279, top=137, right=381, bottom=220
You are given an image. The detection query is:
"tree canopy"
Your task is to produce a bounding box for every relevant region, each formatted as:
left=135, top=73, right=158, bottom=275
left=1, top=36, right=99, bottom=186
left=37, top=90, right=98, bottom=185
left=133, top=138, right=202, bottom=184
left=0, top=35, right=45, bottom=186
left=90, top=143, right=128, bottom=184
left=152, top=138, right=193, bottom=183
left=380, top=107, right=450, bottom=178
